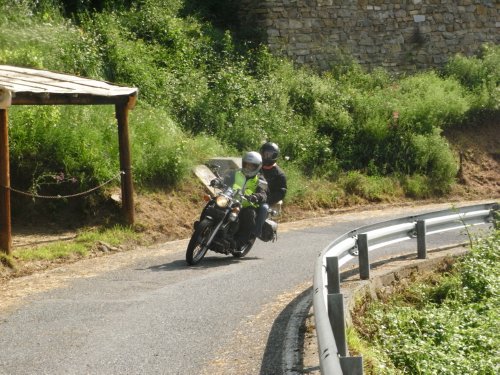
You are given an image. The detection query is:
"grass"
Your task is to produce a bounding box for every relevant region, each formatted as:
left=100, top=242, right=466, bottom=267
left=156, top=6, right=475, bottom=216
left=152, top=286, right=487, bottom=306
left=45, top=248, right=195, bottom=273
left=347, top=327, right=399, bottom=375
left=352, top=229, right=500, bottom=374
left=14, top=225, right=139, bottom=262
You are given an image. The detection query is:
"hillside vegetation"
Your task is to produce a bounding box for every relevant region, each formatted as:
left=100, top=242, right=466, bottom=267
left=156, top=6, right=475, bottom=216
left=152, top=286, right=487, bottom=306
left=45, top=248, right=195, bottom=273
left=0, top=0, right=499, bottom=226
left=352, top=229, right=500, bottom=374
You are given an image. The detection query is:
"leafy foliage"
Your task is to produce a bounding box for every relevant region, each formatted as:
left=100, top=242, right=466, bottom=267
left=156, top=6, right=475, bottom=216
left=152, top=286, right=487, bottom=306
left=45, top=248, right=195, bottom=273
left=357, top=230, right=500, bottom=374
left=444, top=43, right=500, bottom=112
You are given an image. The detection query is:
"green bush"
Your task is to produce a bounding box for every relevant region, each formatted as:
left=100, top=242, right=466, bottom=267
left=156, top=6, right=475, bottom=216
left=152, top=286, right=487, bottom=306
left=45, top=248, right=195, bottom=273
left=358, top=230, right=500, bottom=374
left=339, top=171, right=402, bottom=202
left=0, top=3, right=104, bottom=78
left=444, top=44, right=500, bottom=114
left=129, top=106, right=225, bottom=187
left=401, top=174, right=432, bottom=199
left=394, top=72, right=470, bottom=132
left=409, top=129, right=458, bottom=194
left=283, top=164, right=344, bottom=208
left=9, top=103, right=227, bottom=200
left=10, top=106, right=119, bottom=193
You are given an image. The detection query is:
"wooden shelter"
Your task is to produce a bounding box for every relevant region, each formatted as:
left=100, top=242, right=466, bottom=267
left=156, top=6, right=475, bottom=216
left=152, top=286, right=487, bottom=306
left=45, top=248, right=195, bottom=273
left=0, top=65, right=138, bottom=254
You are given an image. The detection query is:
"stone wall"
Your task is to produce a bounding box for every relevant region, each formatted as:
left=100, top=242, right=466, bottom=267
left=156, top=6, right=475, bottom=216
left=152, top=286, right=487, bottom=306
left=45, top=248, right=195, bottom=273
left=238, top=0, right=499, bottom=72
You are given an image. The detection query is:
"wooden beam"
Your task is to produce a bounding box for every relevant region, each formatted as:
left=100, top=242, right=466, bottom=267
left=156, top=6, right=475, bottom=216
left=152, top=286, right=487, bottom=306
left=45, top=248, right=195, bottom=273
left=0, top=109, right=11, bottom=254
left=11, top=93, right=132, bottom=106
left=115, top=103, right=134, bottom=225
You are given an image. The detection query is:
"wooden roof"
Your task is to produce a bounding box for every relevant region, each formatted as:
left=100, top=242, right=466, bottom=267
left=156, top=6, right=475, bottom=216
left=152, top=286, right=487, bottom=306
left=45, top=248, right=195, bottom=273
left=0, top=65, right=138, bottom=107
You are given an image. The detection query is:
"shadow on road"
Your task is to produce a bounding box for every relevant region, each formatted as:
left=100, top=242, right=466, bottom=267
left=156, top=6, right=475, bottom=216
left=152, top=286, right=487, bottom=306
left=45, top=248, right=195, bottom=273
left=260, top=286, right=313, bottom=375
left=145, top=255, right=261, bottom=272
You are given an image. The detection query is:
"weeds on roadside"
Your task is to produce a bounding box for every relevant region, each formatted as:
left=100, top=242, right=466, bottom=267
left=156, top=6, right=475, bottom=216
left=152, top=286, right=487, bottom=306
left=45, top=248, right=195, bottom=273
left=353, top=229, right=500, bottom=374
left=14, top=226, right=139, bottom=262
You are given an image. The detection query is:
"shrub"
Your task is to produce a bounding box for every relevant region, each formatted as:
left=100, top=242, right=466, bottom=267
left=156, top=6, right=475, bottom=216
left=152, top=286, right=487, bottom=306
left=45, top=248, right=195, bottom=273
left=283, top=164, right=343, bottom=208
left=409, top=129, right=458, bottom=194
left=444, top=44, right=500, bottom=113
left=0, top=4, right=103, bottom=78
left=401, top=174, right=432, bottom=199
left=8, top=105, right=121, bottom=221
left=357, top=230, right=500, bottom=374
left=9, top=106, right=119, bottom=194
left=87, top=12, right=172, bottom=106
left=394, top=72, right=470, bottom=132
left=339, top=171, right=402, bottom=202
left=129, top=105, right=226, bottom=187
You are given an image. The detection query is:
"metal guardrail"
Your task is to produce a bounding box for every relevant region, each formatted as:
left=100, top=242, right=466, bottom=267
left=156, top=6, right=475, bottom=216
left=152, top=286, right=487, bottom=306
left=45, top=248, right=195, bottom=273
left=312, top=202, right=499, bottom=374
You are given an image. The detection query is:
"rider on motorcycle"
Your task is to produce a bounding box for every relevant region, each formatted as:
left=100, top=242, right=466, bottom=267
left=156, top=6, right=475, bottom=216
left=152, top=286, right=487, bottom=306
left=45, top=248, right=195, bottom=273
left=225, top=151, right=267, bottom=249
left=187, top=152, right=269, bottom=265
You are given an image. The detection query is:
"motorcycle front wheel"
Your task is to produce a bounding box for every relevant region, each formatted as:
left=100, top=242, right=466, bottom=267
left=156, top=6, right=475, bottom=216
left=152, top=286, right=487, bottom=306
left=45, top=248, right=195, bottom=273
left=186, top=219, right=214, bottom=265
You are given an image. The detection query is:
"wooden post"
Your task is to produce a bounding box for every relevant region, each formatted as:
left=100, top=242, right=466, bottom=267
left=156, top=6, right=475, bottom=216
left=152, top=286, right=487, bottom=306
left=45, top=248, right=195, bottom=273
left=115, top=103, right=135, bottom=225
left=0, top=109, right=11, bottom=254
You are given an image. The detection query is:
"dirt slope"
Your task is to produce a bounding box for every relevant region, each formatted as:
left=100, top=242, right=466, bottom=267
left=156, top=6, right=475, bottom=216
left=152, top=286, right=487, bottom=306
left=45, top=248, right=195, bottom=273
left=444, top=119, right=499, bottom=197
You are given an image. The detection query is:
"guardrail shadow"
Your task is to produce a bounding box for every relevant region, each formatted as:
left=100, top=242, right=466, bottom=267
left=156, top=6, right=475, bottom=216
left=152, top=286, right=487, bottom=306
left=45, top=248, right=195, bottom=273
left=260, top=287, right=313, bottom=375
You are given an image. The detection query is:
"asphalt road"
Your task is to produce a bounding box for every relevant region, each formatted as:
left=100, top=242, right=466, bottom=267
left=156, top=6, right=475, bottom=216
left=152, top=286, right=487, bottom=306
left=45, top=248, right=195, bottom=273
left=0, top=201, right=494, bottom=375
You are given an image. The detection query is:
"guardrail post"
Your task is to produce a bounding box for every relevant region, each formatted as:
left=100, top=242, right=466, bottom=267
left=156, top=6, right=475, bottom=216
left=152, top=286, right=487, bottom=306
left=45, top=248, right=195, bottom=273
left=327, top=293, right=347, bottom=357
left=492, top=207, right=499, bottom=229
left=340, top=356, right=364, bottom=375
left=326, top=256, right=340, bottom=294
left=416, top=220, right=427, bottom=259
left=357, top=233, right=370, bottom=280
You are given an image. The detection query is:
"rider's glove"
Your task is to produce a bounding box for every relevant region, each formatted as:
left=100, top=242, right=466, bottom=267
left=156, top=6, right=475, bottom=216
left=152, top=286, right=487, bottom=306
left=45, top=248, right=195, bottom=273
left=210, top=178, right=221, bottom=188
left=246, top=194, right=259, bottom=204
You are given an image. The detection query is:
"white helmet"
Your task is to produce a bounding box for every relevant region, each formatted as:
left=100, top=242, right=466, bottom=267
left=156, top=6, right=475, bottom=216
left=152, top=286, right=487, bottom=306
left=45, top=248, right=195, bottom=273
left=242, top=151, right=262, bottom=178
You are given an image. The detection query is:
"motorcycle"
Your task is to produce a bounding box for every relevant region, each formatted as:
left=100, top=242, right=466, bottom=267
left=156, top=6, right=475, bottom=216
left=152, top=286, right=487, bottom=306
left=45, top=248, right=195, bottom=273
left=186, top=168, right=278, bottom=266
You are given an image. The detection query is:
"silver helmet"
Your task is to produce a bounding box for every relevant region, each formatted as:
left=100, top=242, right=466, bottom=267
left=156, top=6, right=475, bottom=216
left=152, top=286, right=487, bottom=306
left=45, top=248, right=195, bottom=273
left=241, top=151, right=262, bottom=178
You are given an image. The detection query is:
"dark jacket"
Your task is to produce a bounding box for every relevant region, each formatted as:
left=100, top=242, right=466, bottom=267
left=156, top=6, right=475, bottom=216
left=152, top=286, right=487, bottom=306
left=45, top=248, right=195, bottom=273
left=261, top=164, right=287, bottom=205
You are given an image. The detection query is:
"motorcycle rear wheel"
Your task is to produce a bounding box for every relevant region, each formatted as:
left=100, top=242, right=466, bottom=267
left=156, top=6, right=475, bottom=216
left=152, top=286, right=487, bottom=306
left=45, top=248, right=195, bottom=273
left=186, top=219, right=213, bottom=265
left=232, top=237, right=256, bottom=258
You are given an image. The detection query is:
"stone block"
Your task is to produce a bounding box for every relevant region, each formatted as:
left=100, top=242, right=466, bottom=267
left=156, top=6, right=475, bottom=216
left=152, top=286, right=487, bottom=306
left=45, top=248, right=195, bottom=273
left=267, top=28, right=280, bottom=37
left=289, top=19, right=303, bottom=29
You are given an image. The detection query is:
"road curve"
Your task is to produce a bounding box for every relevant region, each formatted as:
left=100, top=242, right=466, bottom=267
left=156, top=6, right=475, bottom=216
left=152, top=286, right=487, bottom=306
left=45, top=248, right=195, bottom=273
left=0, top=201, right=492, bottom=374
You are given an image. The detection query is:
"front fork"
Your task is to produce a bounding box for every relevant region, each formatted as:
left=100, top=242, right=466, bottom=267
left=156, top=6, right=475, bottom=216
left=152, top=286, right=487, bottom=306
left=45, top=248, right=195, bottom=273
left=202, top=217, right=226, bottom=248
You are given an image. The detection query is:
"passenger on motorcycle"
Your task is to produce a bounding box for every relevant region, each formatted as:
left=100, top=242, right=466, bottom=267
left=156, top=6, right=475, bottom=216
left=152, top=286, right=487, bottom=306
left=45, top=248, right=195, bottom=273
left=256, top=142, right=287, bottom=238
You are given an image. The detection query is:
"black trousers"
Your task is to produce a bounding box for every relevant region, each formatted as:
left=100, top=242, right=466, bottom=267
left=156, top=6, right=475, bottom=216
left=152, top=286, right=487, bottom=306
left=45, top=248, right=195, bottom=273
left=237, top=207, right=257, bottom=241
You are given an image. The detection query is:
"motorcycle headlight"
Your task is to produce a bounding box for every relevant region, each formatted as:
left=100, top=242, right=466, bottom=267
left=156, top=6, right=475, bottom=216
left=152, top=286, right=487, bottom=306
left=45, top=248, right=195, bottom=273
left=215, top=195, right=229, bottom=208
